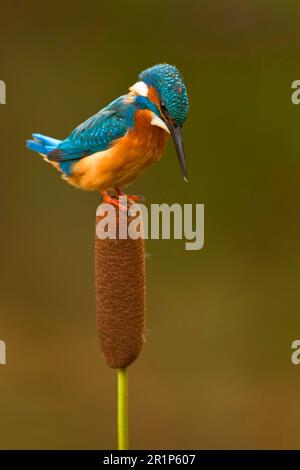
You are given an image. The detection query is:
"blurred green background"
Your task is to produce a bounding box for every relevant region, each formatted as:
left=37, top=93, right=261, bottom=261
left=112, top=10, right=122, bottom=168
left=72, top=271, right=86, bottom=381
left=1, top=0, right=300, bottom=449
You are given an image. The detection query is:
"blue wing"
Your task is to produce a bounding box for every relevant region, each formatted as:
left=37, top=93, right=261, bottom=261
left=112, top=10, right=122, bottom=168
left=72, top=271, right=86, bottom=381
left=27, top=95, right=136, bottom=175
left=49, top=96, right=134, bottom=163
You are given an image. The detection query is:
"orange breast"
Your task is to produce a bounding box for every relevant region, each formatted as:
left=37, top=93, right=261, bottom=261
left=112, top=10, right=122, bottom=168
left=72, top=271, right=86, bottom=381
left=69, top=110, right=169, bottom=191
left=100, top=109, right=169, bottom=189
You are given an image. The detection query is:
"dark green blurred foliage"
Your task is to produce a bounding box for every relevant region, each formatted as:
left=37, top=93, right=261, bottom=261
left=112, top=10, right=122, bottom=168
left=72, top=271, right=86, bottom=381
left=1, top=0, right=300, bottom=449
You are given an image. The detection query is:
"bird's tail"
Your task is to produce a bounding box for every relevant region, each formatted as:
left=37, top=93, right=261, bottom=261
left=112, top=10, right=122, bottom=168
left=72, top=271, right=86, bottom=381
left=26, top=133, right=62, bottom=157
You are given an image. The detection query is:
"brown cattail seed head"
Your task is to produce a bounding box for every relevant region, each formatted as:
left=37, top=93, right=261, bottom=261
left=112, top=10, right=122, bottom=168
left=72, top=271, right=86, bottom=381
left=95, top=201, right=146, bottom=368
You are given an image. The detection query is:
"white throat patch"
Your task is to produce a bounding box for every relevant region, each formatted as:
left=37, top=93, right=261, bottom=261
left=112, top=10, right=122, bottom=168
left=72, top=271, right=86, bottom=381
left=129, top=82, right=170, bottom=134
left=150, top=113, right=170, bottom=134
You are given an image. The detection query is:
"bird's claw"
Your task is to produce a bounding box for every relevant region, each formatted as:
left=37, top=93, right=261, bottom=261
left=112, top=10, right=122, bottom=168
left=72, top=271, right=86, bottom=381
left=114, top=188, right=145, bottom=203
left=127, top=194, right=145, bottom=203
left=101, top=191, right=128, bottom=212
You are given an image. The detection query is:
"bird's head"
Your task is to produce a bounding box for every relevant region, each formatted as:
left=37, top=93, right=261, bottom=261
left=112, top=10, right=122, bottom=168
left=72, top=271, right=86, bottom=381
left=129, top=64, right=189, bottom=181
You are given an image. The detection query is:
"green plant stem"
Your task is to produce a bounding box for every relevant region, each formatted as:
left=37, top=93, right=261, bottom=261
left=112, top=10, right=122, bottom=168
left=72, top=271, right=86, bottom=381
left=117, top=367, right=129, bottom=450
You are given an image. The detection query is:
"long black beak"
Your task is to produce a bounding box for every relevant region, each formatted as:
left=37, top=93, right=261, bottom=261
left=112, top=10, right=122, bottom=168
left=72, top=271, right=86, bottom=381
left=167, top=124, right=188, bottom=182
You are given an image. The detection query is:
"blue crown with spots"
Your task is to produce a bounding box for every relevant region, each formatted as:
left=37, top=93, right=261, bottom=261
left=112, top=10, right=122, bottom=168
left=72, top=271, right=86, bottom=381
left=139, top=64, right=189, bottom=127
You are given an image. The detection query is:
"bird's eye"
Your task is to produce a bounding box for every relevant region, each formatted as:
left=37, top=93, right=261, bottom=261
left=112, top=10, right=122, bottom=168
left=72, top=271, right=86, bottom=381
left=160, top=102, right=168, bottom=116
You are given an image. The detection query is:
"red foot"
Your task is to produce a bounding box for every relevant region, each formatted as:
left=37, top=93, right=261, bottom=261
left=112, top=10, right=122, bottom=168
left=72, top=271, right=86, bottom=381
left=101, top=191, right=128, bottom=212
left=115, top=188, right=145, bottom=203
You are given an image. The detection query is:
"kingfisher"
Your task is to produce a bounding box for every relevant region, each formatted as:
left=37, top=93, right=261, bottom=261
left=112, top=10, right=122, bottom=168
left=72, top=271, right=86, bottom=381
left=26, top=64, right=189, bottom=209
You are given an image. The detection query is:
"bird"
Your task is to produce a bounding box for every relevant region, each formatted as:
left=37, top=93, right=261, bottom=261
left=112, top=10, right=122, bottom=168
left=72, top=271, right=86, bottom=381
left=26, top=63, right=189, bottom=209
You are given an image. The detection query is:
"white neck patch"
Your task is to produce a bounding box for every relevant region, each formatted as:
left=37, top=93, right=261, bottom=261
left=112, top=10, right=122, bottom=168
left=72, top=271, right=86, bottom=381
left=150, top=113, right=170, bottom=134
left=129, top=81, right=149, bottom=97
